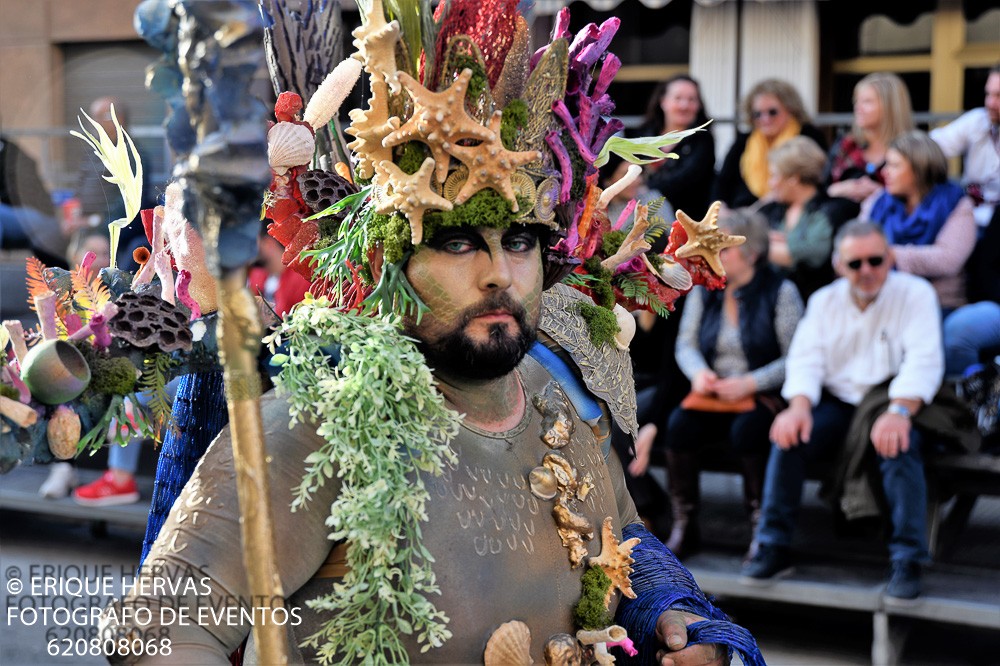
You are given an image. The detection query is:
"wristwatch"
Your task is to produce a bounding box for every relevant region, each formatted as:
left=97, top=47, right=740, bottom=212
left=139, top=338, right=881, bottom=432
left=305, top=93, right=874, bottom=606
left=886, top=403, right=911, bottom=419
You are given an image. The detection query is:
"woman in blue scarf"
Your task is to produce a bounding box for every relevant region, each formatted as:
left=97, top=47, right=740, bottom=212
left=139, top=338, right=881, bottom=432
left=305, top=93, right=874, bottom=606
left=863, top=130, right=976, bottom=312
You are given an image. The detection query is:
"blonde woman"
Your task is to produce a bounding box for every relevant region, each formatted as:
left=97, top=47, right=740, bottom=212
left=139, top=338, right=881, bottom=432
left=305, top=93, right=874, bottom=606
left=714, top=78, right=827, bottom=209
left=826, top=72, right=914, bottom=205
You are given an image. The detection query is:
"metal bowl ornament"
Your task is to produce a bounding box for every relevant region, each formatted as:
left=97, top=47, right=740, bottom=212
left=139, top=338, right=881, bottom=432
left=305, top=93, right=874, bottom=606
left=20, top=339, right=92, bottom=405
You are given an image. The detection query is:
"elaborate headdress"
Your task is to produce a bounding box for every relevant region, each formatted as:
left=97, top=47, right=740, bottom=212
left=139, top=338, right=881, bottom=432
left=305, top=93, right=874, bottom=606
left=264, top=0, right=741, bottom=343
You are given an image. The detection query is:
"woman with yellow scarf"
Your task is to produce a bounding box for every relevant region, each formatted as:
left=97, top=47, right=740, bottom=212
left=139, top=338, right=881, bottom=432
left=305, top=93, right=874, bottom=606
left=715, top=78, right=827, bottom=209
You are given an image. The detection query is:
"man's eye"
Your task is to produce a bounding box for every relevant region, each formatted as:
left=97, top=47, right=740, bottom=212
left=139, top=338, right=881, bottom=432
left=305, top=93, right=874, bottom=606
left=504, top=235, right=536, bottom=252
left=441, top=238, right=476, bottom=253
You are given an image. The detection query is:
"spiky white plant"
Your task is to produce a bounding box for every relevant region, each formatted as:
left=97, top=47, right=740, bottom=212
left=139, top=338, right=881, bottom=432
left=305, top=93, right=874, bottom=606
left=70, top=104, right=143, bottom=269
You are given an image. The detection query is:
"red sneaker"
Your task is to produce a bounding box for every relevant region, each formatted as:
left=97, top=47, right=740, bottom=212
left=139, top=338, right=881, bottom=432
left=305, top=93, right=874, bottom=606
left=72, top=471, right=140, bottom=506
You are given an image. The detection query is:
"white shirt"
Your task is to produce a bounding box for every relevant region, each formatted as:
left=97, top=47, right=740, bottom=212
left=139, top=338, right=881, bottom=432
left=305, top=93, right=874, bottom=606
left=782, top=272, right=944, bottom=406
left=930, top=108, right=1000, bottom=227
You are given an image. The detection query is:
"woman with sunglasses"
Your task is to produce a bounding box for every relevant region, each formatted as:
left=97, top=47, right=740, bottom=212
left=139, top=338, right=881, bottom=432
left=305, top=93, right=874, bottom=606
left=826, top=72, right=914, bottom=214
left=862, top=130, right=976, bottom=313
left=714, top=78, right=827, bottom=210
left=638, top=74, right=715, bottom=219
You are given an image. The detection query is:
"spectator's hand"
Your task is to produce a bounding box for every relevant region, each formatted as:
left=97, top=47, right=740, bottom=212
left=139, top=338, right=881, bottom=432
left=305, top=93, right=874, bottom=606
left=692, top=369, right=718, bottom=395
left=827, top=177, right=880, bottom=203
left=628, top=423, right=658, bottom=477
left=770, top=403, right=812, bottom=449
left=713, top=375, right=756, bottom=402
left=870, top=411, right=911, bottom=458
left=654, top=610, right=726, bottom=666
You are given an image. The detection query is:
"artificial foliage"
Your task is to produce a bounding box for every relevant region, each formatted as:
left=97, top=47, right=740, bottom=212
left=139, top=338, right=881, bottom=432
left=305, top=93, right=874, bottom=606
left=574, top=302, right=620, bottom=348
left=265, top=297, right=461, bottom=664
left=573, top=565, right=614, bottom=630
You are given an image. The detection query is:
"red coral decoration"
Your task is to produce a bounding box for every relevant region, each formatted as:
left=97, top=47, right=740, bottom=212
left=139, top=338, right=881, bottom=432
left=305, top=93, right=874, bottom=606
left=663, top=220, right=727, bottom=291
left=274, top=91, right=304, bottom=122
left=432, top=0, right=519, bottom=87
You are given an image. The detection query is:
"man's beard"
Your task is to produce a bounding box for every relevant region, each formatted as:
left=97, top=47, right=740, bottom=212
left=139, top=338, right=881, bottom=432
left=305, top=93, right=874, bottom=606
left=409, top=294, right=538, bottom=380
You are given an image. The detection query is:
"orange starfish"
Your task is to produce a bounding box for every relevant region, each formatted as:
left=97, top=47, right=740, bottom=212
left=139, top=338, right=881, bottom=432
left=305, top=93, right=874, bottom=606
left=382, top=69, right=495, bottom=185
left=674, top=201, right=745, bottom=276
left=447, top=111, right=541, bottom=211
left=374, top=158, right=453, bottom=245
left=345, top=78, right=399, bottom=180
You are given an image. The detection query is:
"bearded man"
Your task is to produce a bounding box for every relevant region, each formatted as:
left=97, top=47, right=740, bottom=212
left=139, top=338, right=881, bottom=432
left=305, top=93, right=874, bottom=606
left=101, top=1, right=764, bottom=663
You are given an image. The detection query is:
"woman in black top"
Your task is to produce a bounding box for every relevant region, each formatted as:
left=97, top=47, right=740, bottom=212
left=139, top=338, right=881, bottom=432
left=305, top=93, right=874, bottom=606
left=638, top=75, right=715, bottom=220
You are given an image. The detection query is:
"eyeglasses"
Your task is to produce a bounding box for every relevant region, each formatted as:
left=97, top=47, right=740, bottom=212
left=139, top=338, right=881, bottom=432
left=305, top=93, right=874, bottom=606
left=845, top=255, right=885, bottom=271
left=752, top=108, right=780, bottom=120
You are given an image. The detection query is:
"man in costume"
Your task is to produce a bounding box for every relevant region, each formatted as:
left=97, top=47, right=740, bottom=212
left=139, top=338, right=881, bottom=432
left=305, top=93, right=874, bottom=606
left=100, top=1, right=764, bottom=663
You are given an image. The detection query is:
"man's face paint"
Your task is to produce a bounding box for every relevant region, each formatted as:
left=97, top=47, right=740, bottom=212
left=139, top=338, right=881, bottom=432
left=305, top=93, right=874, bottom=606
left=403, top=225, right=544, bottom=380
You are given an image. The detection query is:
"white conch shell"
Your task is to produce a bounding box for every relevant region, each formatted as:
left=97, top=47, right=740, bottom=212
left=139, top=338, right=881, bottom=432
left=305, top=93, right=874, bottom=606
left=484, top=620, right=533, bottom=666
left=529, top=466, right=558, bottom=500
left=612, top=304, right=636, bottom=351
left=643, top=253, right=693, bottom=291
left=47, top=405, right=81, bottom=460
left=267, top=122, right=315, bottom=174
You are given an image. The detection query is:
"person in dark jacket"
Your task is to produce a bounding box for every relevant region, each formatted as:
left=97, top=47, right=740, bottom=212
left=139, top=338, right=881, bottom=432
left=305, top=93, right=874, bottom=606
left=714, top=78, right=827, bottom=210
left=0, top=134, right=66, bottom=266
left=664, top=209, right=804, bottom=558
left=759, top=136, right=854, bottom=301
left=637, top=74, right=715, bottom=220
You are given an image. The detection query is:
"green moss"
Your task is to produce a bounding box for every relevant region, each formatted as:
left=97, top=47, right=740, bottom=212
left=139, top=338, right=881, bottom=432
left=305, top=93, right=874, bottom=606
left=581, top=256, right=615, bottom=308
left=573, top=566, right=614, bottom=630
left=423, top=189, right=516, bottom=241
left=90, top=356, right=138, bottom=395
left=646, top=251, right=665, bottom=271
left=601, top=229, right=627, bottom=258
left=316, top=217, right=340, bottom=240
left=568, top=144, right=589, bottom=201
left=451, top=54, right=489, bottom=102
left=500, top=99, right=529, bottom=149
left=574, top=302, right=620, bottom=348
left=367, top=212, right=412, bottom=265
left=0, top=383, right=19, bottom=400
left=397, top=142, right=430, bottom=175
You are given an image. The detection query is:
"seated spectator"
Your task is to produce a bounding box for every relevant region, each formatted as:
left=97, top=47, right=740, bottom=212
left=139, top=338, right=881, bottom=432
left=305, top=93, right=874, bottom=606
left=637, top=74, right=715, bottom=220
left=743, top=220, right=943, bottom=599
left=825, top=72, right=914, bottom=213
left=662, top=209, right=804, bottom=558
left=944, top=205, right=1000, bottom=379
left=0, top=134, right=67, bottom=267
left=760, top=136, right=852, bottom=300
left=930, top=63, right=999, bottom=232
left=862, top=130, right=977, bottom=313
left=597, top=152, right=671, bottom=229
left=714, top=78, right=827, bottom=210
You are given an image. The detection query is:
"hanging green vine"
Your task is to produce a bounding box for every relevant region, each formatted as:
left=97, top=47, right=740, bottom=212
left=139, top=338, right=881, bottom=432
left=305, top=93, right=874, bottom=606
left=264, top=297, right=461, bottom=664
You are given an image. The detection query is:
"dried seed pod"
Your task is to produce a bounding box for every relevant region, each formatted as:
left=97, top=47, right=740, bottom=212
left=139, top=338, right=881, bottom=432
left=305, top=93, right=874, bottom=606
left=47, top=405, right=81, bottom=459
left=108, top=292, right=192, bottom=353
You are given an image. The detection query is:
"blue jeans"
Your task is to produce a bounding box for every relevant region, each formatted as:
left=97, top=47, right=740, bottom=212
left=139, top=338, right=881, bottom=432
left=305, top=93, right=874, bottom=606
left=109, top=439, right=142, bottom=475
left=943, top=301, right=1000, bottom=377
left=756, top=397, right=930, bottom=564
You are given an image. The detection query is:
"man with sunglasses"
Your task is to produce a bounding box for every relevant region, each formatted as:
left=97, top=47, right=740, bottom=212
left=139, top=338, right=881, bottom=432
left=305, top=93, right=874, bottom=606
left=743, top=220, right=943, bottom=599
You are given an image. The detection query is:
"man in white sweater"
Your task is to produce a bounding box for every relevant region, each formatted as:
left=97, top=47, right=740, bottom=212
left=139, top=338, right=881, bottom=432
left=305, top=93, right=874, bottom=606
left=742, top=220, right=944, bottom=599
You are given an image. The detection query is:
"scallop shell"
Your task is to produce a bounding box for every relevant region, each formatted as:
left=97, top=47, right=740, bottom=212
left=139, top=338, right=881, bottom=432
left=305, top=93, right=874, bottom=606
left=644, top=254, right=693, bottom=291
left=612, top=304, right=636, bottom=351
left=529, top=466, right=558, bottom=500
left=47, top=405, right=81, bottom=460
left=267, top=122, right=316, bottom=174
left=484, top=620, right=533, bottom=666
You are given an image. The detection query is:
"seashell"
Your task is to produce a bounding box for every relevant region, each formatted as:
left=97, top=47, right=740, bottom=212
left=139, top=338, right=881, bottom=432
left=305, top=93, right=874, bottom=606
left=529, top=466, right=558, bottom=500
left=20, top=339, right=91, bottom=405
left=612, top=304, right=636, bottom=351
left=534, top=178, right=560, bottom=227
left=47, top=405, right=81, bottom=460
left=543, top=633, right=581, bottom=666
left=484, top=620, right=533, bottom=666
left=267, top=122, right=315, bottom=175
left=644, top=254, right=693, bottom=291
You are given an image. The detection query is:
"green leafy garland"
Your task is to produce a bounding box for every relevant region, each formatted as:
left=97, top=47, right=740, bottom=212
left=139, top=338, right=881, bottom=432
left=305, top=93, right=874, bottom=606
left=264, top=297, right=461, bottom=664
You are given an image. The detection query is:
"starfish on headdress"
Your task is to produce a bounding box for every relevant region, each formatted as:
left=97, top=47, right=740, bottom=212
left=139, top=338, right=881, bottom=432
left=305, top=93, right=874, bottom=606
left=382, top=69, right=496, bottom=185
left=447, top=111, right=541, bottom=212
left=588, top=517, right=641, bottom=607
left=374, top=158, right=453, bottom=245
left=345, top=78, right=399, bottom=180
left=673, top=201, right=745, bottom=276
left=350, top=0, right=402, bottom=94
